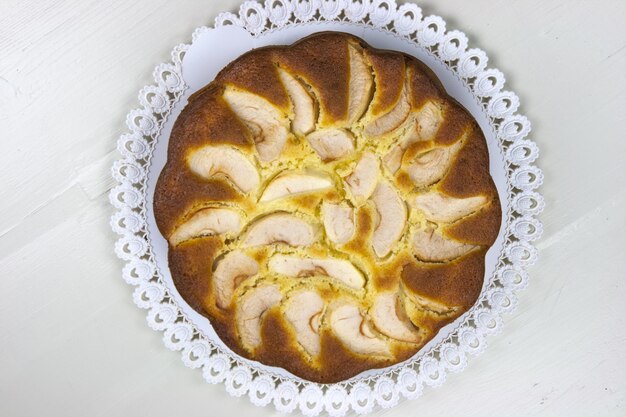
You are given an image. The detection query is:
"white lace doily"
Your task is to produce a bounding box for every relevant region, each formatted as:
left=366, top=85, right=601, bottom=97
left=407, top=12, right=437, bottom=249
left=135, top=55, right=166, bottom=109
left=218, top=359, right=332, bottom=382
left=110, top=1, right=543, bottom=415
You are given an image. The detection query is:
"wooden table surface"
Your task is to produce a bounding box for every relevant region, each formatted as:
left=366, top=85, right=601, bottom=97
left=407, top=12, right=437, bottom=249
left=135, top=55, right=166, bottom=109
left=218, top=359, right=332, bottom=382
left=1, top=1, right=625, bottom=416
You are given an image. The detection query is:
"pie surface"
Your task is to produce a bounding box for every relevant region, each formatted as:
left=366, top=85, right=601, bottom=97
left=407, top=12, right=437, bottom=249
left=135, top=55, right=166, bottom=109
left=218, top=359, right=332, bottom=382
left=154, top=32, right=501, bottom=383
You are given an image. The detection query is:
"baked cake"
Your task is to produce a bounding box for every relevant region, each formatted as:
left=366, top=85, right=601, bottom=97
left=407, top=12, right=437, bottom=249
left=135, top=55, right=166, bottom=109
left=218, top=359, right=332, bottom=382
left=154, top=32, right=501, bottom=383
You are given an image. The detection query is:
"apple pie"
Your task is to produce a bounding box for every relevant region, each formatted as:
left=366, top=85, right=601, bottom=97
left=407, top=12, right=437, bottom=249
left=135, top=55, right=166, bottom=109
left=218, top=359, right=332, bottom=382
left=154, top=32, right=501, bottom=383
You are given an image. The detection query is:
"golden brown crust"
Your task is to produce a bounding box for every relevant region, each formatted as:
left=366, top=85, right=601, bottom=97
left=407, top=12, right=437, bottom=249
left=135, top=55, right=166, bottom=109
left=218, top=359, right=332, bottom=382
left=276, top=33, right=351, bottom=126
left=438, top=126, right=495, bottom=197
left=167, top=237, right=222, bottom=314
left=406, top=59, right=445, bottom=108
left=257, top=315, right=397, bottom=383
left=433, top=102, right=476, bottom=146
left=436, top=125, right=502, bottom=244
left=364, top=49, right=406, bottom=116
left=170, top=85, right=255, bottom=153
left=154, top=87, right=255, bottom=237
left=215, top=48, right=290, bottom=110
left=154, top=163, right=244, bottom=239
left=154, top=32, right=501, bottom=383
left=401, top=248, right=488, bottom=308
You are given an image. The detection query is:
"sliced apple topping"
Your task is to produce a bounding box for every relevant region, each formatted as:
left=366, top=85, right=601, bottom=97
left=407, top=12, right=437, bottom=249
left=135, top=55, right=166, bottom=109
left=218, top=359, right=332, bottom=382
left=344, top=151, right=380, bottom=204
left=284, top=290, right=325, bottom=356
left=306, top=128, right=355, bottom=161
left=404, top=290, right=457, bottom=316
left=241, top=213, right=316, bottom=247
left=401, top=287, right=458, bottom=330
left=382, top=145, right=404, bottom=175
left=268, top=254, right=365, bottom=289
left=236, top=284, right=282, bottom=350
left=187, top=146, right=260, bottom=193
left=213, top=250, right=259, bottom=309
left=364, top=84, right=411, bottom=137
left=321, top=201, right=355, bottom=245
left=371, top=181, right=407, bottom=258
left=259, top=171, right=332, bottom=202
left=371, top=291, right=423, bottom=343
left=414, top=101, right=444, bottom=141
left=412, top=226, right=477, bottom=262
left=277, top=68, right=317, bottom=136
left=413, top=192, right=488, bottom=223
left=169, top=208, right=242, bottom=246
left=329, top=302, right=391, bottom=357
left=407, top=140, right=464, bottom=187
left=347, top=45, right=374, bottom=125
left=223, top=87, right=289, bottom=162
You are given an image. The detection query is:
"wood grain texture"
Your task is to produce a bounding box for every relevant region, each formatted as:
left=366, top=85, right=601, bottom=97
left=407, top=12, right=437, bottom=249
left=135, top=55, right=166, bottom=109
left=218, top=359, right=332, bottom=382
left=0, top=0, right=624, bottom=416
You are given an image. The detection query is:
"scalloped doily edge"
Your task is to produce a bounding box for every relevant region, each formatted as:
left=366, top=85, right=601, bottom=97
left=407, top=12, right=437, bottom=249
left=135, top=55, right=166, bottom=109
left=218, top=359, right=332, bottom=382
left=110, top=1, right=543, bottom=415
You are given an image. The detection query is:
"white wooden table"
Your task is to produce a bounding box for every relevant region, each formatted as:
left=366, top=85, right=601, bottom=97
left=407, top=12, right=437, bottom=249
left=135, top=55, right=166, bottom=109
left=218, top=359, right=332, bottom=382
left=1, top=1, right=625, bottom=416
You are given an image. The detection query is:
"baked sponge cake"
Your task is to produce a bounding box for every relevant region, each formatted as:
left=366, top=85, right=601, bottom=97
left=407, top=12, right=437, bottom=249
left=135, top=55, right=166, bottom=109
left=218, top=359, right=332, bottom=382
left=154, top=32, right=501, bottom=383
